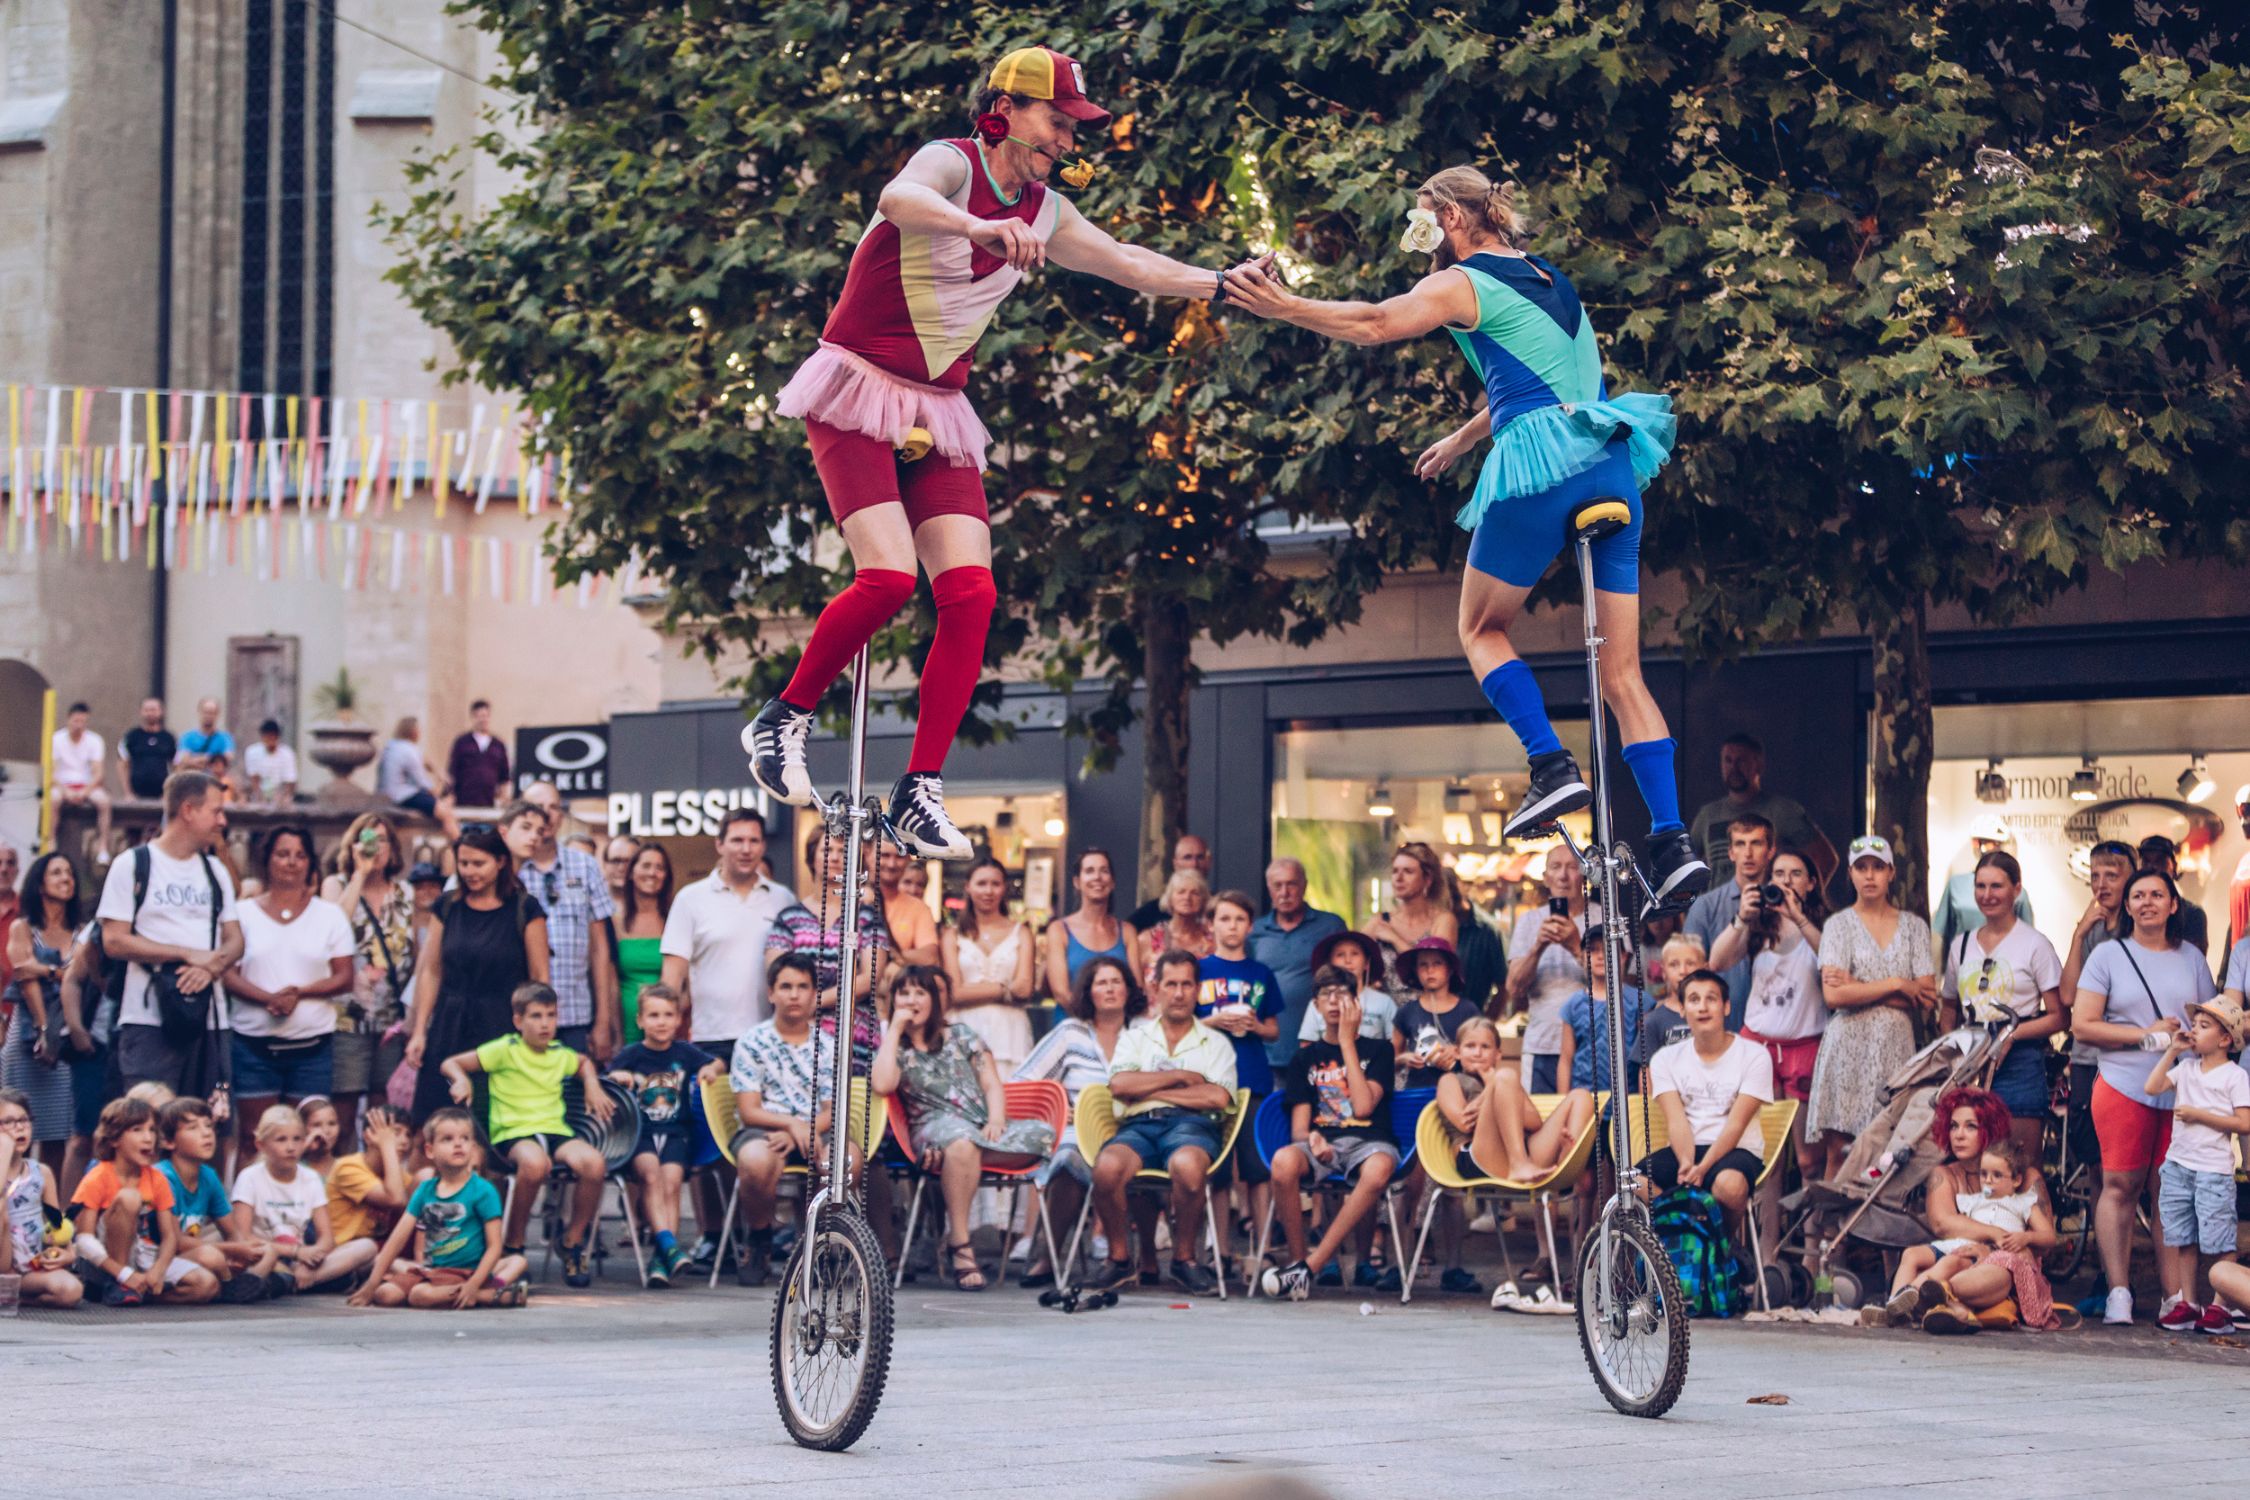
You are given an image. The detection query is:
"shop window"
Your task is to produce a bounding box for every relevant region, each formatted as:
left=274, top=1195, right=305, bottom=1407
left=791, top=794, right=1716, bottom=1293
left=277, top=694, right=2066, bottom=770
left=784, top=786, right=1066, bottom=928
left=1272, top=720, right=1595, bottom=934
left=1929, top=695, right=2249, bottom=953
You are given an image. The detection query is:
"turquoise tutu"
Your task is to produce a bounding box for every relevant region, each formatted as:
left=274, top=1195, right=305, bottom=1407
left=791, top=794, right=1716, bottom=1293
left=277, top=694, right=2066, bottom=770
left=1456, top=393, right=1676, bottom=532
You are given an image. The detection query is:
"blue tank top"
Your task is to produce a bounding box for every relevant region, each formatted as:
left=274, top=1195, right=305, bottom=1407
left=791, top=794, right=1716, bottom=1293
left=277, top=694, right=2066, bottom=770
left=1063, top=921, right=1127, bottom=984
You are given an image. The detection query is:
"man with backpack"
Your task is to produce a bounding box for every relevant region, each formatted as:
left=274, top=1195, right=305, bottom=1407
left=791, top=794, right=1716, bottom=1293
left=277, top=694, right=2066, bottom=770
left=96, top=771, right=243, bottom=1097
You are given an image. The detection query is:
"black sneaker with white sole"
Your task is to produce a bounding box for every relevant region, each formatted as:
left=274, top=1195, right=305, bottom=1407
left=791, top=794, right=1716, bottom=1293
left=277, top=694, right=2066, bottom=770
left=1639, top=827, right=1710, bottom=915
left=1503, top=750, right=1592, bottom=838
left=1260, top=1259, right=1312, bottom=1301
left=741, top=699, right=816, bottom=807
left=887, top=772, right=973, bottom=859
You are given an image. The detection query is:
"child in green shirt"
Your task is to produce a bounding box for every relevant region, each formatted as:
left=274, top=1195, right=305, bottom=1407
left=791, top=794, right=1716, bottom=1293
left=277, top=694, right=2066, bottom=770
left=439, top=982, right=614, bottom=1286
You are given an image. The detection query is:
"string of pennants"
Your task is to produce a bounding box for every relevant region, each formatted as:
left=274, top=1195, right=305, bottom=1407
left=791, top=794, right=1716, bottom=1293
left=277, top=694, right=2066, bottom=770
left=0, top=383, right=642, bottom=607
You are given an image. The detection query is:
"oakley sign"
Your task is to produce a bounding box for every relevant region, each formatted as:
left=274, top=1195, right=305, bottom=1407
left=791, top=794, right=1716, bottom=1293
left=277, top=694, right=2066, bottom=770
left=515, top=724, right=609, bottom=795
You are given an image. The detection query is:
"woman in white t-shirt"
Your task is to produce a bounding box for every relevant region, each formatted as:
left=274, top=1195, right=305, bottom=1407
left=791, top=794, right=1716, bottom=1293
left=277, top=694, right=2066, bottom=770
left=1717, top=850, right=1826, bottom=1184
left=1938, top=851, right=2065, bottom=1159
left=227, top=828, right=356, bottom=1143
left=2069, top=866, right=2218, bottom=1326
left=1638, top=969, right=1776, bottom=1235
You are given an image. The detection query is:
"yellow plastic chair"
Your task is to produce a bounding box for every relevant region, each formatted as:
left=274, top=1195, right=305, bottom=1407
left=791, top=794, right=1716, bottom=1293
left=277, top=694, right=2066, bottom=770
left=1068, top=1083, right=1249, bottom=1299
left=699, top=1071, right=884, bottom=1290
left=1627, top=1093, right=1799, bottom=1311
left=1402, top=1092, right=1605, bottom=1305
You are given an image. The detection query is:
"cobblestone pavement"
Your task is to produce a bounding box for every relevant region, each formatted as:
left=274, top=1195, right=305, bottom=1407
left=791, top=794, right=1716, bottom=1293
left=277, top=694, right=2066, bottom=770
left=7, top=1259, right=2246, bottom=1499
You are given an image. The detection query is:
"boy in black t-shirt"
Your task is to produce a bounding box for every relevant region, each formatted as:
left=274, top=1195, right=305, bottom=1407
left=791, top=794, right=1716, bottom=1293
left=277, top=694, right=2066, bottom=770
left=604, top=985, right=720, bottom=1286
left=1260, top=965, right=1400, bottom=1301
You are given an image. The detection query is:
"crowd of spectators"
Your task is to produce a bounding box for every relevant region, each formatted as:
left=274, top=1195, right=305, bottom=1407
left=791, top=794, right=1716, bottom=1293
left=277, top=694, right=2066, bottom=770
left=6, top=732, right=2247, bottom=1345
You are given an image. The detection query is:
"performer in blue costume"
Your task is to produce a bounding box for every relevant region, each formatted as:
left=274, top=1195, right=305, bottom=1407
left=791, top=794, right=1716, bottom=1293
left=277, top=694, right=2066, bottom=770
left=1224, top=165, right=1708, bottom=910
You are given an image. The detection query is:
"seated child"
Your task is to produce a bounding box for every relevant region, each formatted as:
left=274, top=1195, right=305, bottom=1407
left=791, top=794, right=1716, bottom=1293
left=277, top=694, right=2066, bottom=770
left=604, top=984, right=719, bottom=1287
left=1635, top=971, right=1775, bottom=1236
left=351, top=1107, right=527, bottom=1309
left=1, top=1086, right=83, bottom=1308
left=70, top=1097, right=219, bottom=1306
left=728, top=955, right=839, bottom=1288
left=232, top=1103, right=373, bottom=1292
left=1555, top=926, right=1662, bottom=1094
left=156, top=1097, right=277, bottom=1300
left=297, top=1095, right=342, bottom=1181
left=1261, top=967, right=1400, bottom=1301
left=325, top=1103, right=415, bottom=1263
left=440, top=982, right=614, bottom=1287
left=1880, top=1137, right=2050, bottom=1324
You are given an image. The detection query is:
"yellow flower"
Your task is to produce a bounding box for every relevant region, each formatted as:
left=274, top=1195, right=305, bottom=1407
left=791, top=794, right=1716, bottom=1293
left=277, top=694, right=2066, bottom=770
left=1399, top=207, right=1443, bottom=254
left=1060, top=159, right=1097, bottom=190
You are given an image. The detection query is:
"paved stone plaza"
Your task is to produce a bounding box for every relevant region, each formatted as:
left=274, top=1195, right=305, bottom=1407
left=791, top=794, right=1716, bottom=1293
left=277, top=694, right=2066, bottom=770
left=6, top=1269, right=2246, bottom=1499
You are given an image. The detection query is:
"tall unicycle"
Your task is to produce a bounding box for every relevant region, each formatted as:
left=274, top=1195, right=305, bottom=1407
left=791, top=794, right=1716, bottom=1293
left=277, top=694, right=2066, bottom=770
left=770, top=645, right=894, bottom=1452
left=1547, top=500, right=1690, bottom=1419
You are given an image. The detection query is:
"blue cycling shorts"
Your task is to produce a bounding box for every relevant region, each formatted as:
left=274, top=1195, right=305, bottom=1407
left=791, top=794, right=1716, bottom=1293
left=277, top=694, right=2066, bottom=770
left=1465, top=440, right=1643, bottom=595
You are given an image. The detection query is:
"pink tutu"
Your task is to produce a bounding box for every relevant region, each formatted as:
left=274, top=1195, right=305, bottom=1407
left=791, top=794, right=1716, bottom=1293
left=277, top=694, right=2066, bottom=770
left=775, top=342, right=991, bottom=470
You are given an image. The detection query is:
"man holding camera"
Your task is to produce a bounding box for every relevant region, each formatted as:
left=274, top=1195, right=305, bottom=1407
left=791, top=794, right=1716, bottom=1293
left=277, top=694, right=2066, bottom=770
left=1683, top=813, right=1778, bottom=1031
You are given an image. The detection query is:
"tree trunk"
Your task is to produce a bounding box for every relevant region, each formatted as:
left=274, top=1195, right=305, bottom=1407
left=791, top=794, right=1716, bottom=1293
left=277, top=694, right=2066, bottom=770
left=1868, top=594, right=1934, bottom=918
left=1138, top=589, right=1193, bottom=904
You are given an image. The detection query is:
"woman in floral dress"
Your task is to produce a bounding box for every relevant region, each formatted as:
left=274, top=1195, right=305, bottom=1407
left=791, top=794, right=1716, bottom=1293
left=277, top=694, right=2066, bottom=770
left=1806, top=835, right=1938, bottom=1177
left=322, top=813, right=417, bottom=1149
left=872, top=964, right=1055, bottom=1289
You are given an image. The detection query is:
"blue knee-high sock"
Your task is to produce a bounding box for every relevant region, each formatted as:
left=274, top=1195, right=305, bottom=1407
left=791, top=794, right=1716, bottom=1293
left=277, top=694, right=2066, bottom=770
left=1480, top=661, right=1563, bottom=759
left=1621, top=737, right=1683, bottom=835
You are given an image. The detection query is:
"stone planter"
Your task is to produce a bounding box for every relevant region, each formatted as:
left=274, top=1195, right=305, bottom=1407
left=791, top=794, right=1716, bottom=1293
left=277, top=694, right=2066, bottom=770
left=306, top=719, right=379, bottom=806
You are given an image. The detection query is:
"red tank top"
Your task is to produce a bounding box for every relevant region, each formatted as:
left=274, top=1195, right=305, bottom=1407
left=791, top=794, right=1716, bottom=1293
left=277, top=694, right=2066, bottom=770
left=820, top=139, right=1061, bottom=390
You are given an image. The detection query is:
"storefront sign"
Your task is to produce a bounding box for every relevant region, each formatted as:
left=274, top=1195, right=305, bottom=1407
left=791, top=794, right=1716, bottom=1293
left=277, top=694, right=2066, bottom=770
left=517, top=724, right=609, bottom=796
left=607, top=787, right=771, bottom=838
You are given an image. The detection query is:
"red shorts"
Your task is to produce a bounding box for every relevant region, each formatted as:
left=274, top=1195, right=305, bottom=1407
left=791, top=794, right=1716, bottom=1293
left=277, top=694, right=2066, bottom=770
left=2089, top=1075, right=2172, bottom=1174
left=1741, top=1030, right=1820, bottom=1103
left=807, top=418, right=988, bottom=529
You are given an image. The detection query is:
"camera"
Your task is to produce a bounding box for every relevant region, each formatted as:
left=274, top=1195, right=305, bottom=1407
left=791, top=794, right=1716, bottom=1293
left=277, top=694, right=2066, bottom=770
left=1758, top=883, right=1785, bottom=908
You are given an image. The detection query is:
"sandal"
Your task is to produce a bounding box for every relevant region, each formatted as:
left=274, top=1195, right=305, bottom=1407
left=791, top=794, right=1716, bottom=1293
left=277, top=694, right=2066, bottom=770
left=946, top=1240, right=987, bottom=1292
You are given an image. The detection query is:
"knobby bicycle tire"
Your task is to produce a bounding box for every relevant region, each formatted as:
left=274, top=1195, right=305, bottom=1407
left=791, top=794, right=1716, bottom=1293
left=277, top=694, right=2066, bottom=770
left=770, top=1203, right=894, bottom=1451
left=1576, top=1208, right=1690, bottom=1419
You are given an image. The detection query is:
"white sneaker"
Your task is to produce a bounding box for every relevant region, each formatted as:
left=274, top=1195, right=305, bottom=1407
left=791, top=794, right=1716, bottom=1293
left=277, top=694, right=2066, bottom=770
left=1090, top=1234, right=1109, bottom=1262
left=1489, top=1280, right=1522, bottom=1311
left=1467, top=1210, right=1497, bottom=1234
left=2103, top=1287, right=2134, bottom=1325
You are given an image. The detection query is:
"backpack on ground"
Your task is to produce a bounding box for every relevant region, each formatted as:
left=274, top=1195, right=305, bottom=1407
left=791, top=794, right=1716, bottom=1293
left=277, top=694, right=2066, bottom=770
left=1650, top=1187, right=1743, bottom=1319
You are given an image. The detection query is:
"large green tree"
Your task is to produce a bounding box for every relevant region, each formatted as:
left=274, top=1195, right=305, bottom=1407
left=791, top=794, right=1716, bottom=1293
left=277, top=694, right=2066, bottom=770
left=1218, top=0, right=2249, bottom=910
left=380, top=2, right=1461, bottom=892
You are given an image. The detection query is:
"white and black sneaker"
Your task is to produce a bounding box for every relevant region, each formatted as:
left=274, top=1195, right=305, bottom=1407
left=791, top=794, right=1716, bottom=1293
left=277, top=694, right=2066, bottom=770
left=741, top=699, right=815, bottom=807
left=1504, top=750, right=1592, bottom=838
left=1260, top=1259, right=1312, bottom=1301
left=887, top=772, right=973, bottom=859
left=1640, top=827, right=1711, bottom=916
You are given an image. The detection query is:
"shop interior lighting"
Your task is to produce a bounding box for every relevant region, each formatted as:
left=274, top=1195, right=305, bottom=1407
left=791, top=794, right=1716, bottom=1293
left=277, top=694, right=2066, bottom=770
left=1366, top=782, right=1396, bottom=819
left=1042, top=816, right=1066, bottom=837
left=1444, top=778, right=1476, bottom=813
left=2177, top=757, right=2215, bottom=805
left=2069, top=757, right=2101, bottom=803
left=1975, top=759, right=2007, bottom=804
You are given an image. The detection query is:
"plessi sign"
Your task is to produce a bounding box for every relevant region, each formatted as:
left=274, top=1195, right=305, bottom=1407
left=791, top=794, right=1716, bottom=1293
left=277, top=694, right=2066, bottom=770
left=516, top=724, right=609, bottom=795
left=608, top=788, right=770, bottom=839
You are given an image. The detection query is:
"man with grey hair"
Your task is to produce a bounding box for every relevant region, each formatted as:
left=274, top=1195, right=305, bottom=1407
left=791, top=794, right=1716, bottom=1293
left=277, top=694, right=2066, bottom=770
left=1249, top=857, right=1347, bottom=1069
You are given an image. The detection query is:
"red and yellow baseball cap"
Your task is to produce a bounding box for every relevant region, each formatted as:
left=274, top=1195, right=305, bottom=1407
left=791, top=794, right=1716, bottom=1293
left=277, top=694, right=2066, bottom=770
left=988, top=46, right=1110, bottom=127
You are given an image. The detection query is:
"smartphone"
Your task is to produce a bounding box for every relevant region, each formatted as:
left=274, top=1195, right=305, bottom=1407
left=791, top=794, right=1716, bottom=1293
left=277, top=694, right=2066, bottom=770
left=1548, top=896, right=1568, bottom=918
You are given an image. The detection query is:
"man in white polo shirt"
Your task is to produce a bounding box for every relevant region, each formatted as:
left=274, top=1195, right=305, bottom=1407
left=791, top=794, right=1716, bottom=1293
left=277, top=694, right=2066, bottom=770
left=660, top=805, right=793, bottom=1270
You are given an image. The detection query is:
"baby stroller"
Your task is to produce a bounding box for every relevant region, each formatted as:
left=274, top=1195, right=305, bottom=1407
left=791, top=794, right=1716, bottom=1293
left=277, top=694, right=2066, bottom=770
left=1761, top=1022, right=2013, bottom=1310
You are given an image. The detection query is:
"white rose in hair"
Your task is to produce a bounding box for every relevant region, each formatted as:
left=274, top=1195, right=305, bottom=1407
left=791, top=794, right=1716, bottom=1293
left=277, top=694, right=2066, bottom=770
left=1399, top=207, right=1444, bottom=254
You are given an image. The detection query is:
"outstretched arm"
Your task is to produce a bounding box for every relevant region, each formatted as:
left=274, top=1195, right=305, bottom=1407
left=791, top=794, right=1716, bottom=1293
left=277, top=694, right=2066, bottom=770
left=1046, top=194, right=1231, bottom=299
left=1221, top=264, right=1477, bottom=346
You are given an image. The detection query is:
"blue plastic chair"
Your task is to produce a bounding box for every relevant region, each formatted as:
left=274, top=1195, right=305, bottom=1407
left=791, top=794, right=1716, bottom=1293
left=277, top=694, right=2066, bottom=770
left=1246, top=1088, right=1412, bottom=1296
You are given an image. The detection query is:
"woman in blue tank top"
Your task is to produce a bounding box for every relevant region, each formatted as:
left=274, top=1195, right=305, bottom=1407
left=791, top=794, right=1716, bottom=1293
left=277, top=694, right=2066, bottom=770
left=1224, top=165, right=1708, bottom=912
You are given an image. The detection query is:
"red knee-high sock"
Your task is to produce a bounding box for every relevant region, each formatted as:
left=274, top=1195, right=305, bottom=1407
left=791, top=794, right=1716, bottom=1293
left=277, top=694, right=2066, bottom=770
left=908, top=565, right=997, bottom=775
left=780, top=568, right=916, bottom=710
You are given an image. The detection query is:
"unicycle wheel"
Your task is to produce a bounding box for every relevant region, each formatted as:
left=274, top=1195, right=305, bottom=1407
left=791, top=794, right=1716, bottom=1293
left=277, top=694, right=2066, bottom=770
left=770, top=1202, right=893, bottom=1451
left=1575, top=1207, right=1689, bottom=1419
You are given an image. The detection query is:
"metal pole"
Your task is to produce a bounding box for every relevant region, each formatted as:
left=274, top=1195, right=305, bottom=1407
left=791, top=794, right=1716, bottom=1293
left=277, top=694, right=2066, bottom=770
left=1575, top=536, right=1634, bottom=1191
left=825, top=644, right=873, bottom=1202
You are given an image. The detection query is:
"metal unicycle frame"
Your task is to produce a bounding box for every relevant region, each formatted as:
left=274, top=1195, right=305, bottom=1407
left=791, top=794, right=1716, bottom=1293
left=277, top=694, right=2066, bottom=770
left=770, top=645, right=895, bottom=1452
left=1553, top=517, right=1690, bottom=1419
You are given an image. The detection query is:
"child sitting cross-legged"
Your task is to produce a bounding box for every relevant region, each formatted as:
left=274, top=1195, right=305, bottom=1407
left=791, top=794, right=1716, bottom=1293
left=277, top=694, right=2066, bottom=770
left=604, top=984, right=720, bottom=1287
left=1260, top=966, right=1401, bottom=1301
left=439, top=982, right=615, bottom=1287
left=232, top=1103, right=374, bottom=1293
left=324, top=1104, right=415, bottom=1268
left=155, top=1097, right=278, bottom=1301
left=1, top=1086, right=83, bottom=1308
left=349, top=1106, right=528, bottom=1309
left=70, top=1097, right=220, bottom=1306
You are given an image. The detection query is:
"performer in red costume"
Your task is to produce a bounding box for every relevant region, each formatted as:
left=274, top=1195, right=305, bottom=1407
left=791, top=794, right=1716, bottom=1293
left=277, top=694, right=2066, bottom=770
left=746, top=46, right=1253, bottom=857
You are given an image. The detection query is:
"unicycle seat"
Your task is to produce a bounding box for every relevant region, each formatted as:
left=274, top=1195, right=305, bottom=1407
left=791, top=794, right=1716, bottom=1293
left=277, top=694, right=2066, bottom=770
left=1569, top=498, right=1633, bottom=542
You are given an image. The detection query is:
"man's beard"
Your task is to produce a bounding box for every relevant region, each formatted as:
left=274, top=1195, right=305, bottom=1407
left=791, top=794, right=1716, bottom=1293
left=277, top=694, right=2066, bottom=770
left=1432, top=241, right=1459, bottom=270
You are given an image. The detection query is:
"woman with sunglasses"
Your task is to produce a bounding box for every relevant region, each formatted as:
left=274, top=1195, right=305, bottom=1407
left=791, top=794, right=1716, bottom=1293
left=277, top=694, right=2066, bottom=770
left=1938, top=850, right=2065, bottom=1161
